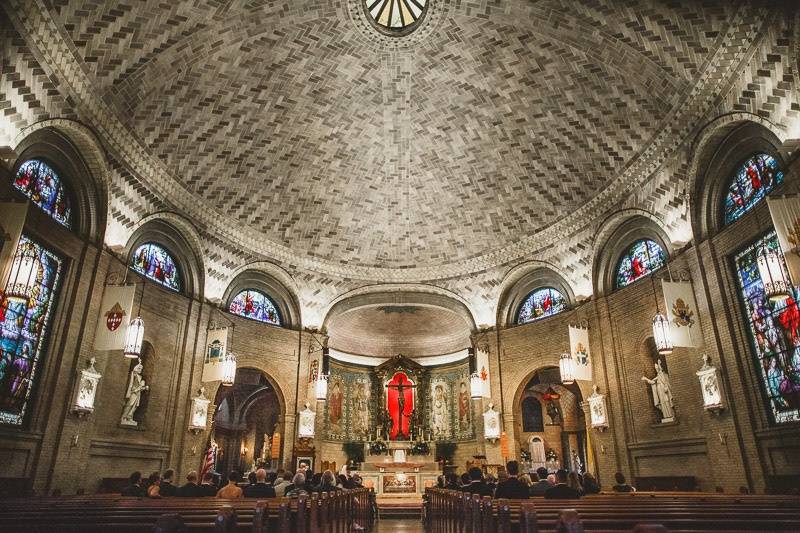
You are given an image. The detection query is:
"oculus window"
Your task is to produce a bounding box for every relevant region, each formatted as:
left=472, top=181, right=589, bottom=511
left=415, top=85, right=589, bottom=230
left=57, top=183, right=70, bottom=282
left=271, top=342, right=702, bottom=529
left=615, top=239, right=666, bottom=289
left=517, top=287, right=567, bottom=324
left=13, top=159, right=72, bottom=228
left=229, top=289, right=281, bottom=326
left=131, top=243, right=182, bottom=292
left=365, top=0, right=428, bottom=34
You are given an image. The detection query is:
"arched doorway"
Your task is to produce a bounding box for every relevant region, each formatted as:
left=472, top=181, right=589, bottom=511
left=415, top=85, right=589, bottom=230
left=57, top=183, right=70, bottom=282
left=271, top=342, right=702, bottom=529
left=514, top=366, right=586, bottom=474
left=212, top=368, right=282, bottom=474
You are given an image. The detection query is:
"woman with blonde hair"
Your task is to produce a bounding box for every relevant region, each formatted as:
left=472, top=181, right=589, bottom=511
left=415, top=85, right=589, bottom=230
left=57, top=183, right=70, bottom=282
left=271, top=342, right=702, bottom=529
left=566, top=471, right=584, bottom=496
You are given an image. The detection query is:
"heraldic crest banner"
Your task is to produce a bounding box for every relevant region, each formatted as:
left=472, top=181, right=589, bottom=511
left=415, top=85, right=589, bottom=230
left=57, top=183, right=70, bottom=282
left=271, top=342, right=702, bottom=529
left=93, top=285, right=135, bottom=350
left=202, top=328, right=228, bottom=382
left=569, top=325, right=592, bottom=381
left=662, top=280, right=701, bottom=347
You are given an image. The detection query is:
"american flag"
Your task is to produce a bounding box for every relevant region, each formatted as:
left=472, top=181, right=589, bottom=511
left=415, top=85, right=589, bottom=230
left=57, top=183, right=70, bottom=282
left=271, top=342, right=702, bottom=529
left=200, top=438, right=217, bottom=478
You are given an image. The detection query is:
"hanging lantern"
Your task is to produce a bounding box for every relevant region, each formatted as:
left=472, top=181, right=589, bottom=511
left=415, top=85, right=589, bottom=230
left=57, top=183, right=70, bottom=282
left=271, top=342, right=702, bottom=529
left=6, top=243, right=40, bottom=303
left=652, top=313, right=673, bottom=354
left=123, top=316, right=145, bottom=358
left=559, top=352, right=576, bottom=385
left=221, top=352, right=237, bottom=386
left=315, top=373, right=329, bottom=401
left=470, top=372, right=482, bottom=399
left=757, top=246, right=791, bottom=302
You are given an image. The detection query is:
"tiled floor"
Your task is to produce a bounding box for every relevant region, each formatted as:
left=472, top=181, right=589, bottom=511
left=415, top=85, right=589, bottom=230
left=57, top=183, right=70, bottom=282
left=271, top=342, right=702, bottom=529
left=373, top=518, right=426, bottom=532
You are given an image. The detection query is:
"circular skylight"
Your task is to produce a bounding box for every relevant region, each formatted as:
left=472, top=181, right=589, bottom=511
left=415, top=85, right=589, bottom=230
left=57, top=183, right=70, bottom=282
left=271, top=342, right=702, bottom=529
left=365, top=0, right=428, bottom=35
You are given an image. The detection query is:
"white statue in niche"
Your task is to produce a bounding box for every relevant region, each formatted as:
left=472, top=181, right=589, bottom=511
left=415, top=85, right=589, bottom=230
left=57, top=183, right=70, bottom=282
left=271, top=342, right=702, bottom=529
left=121, top=359, right=149, bottom=426
left=642, top=359, right=675, bottom=422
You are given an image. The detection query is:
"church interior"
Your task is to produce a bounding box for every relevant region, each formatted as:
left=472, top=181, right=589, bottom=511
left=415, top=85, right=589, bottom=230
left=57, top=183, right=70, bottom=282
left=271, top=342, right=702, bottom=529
left=0, top=0, right=800, bottom=531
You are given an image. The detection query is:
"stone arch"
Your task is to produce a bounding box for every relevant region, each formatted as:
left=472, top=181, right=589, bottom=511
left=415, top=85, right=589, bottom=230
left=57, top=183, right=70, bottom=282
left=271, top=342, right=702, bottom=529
left=592, top=210, right=673, bottom=296
left=497, top=261, right=576, bottom=328
left=221, top=262, right=302, bottom=329
left=688, top=115, right=790, bottom=241
left=11, top=121, right=110, bottom=243
left=124, top=212, right=206, bottom=299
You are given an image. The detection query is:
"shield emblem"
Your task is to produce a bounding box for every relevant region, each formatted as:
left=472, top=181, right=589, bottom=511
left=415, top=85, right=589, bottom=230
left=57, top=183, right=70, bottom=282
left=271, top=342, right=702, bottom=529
left=104, top=302, right=126, bottom=332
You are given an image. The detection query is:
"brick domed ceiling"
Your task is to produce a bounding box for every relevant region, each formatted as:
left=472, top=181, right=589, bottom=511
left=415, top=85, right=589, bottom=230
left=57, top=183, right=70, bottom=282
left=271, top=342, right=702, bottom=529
left=44, top=0, right=741, bottom=276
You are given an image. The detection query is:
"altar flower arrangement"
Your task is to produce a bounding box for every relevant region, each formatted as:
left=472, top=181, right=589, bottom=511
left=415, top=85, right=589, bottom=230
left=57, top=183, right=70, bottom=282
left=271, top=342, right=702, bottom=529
left=520, top=449, right=531, bottom=462
left=369, top=440, right=388, bottom=455
left=410, top=441, right=429, bottom=456
left=546, top=448, right=558, bottom=461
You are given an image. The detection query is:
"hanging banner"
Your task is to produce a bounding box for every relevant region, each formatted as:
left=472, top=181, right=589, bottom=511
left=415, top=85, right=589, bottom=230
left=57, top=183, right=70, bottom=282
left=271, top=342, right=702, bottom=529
left=476, top=344, right=491, bottom=398
left=0, top=201, right=27, bottom=287
left=202, top=328, right=228, bottom=382
left=767, top=195, right=800, bottom=284
left=93, top=285, right=136, bottom=351
left=569, top=325, right=593, bottom=381
left=662, top=280, right=701, bottom=347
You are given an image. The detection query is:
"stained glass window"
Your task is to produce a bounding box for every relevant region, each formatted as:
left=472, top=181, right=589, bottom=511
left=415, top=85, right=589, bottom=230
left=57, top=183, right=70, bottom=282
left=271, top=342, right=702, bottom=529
left=724, top=153, right=783, bottom=225
left=615, top=239, right=667, bottom=289
left=131, top=243, right=181, bottom=292
left=0, top=236, right=63, bottom=425
left=13, top=159, right=72, bottom=228
left=366, top=0, right=428, bottom=32
left=229, top=290, right=281, bottom=326
left=517, top=287, right=567, bottom=324
left=735, top=232, right=800, bottom=424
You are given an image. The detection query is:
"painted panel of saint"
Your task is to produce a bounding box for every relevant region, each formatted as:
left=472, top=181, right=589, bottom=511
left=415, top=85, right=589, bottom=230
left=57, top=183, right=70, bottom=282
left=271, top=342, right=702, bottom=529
left=351, top=379, right=371, bottom=438
left=430, top=380, right=450, bottom=439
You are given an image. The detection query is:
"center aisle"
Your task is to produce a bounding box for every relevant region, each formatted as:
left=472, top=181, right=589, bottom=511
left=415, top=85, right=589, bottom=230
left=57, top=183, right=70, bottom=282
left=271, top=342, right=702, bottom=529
left=374, top=519, right=425, bottom=533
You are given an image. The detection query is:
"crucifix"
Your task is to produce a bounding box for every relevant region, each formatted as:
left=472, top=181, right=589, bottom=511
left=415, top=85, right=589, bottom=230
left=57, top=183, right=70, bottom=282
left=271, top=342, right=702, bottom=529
left=386, top=372, right=417, bottom=440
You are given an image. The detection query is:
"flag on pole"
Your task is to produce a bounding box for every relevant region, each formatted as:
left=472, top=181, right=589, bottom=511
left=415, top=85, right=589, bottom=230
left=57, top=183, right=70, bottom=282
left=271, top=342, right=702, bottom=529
left=662, top=280, right=701, bottom=347
left=202, top=328, right=228, bottom=382
left=767, top=195, right=800, bottom=284
left=0, top=201, right=27, bottom=288
left=569, top=325, right=593, bottom=381
left=200, top=436, right=217, bottom=478
left=93, top=285, right=136, bottom=351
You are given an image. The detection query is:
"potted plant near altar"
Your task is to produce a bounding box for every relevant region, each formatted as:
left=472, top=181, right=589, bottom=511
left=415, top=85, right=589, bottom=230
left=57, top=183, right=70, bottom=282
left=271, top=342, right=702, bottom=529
left=343, top=441, right=365, bottom=469
left=369, top=440, right=388, bottom=456
left=410, top=441, right=429, bottom=456
left=435, top=442, right=456, bottom=467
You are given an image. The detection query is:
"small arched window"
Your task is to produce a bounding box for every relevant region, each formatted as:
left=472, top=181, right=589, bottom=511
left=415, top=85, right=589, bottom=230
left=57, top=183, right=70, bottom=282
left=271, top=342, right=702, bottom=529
left=130, top=243, right=182, bottom=292
left=724, top=153, right=783, bottom=225
left=229, top=289, right=281, bottom=326
left=13, top=159, right=72, bottom=228
left=516, top=287, right=567, bottom=324
left=615, top=239, right=666, bottom=289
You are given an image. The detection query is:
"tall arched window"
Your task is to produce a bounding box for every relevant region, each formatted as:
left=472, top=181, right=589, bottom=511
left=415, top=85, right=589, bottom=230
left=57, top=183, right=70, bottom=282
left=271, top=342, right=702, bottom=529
left=13, top=159, right=72, bottom=228
left=735, top=232, right=800, bottom=424
left=615, top=239, right=666, bottom=289
left=516, top=287, right=567, bottom=324
left=521, top=396, right=544, bottom=432
left=130, top=243, right=182, bottom=292
left=0, top=235, right=63, bottom=425
left=724, top=153, right=783, bottom=225
left=229, top=289, right=281, bottom=326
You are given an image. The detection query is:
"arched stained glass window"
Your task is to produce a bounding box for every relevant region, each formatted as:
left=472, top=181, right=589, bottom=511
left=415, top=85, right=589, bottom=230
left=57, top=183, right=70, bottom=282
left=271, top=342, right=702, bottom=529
left=0, top=235, right=63, bottom=425
left=724, top=153, right=783, bottom=225
left=229, top=290, right=281, bottom=326
left=131, top=243, right=181, bottom=292
left=735, top=232, right=800, bottom=424
left=13, top=159, right=72, bottom=228
left=517, top=287, right=567, bottom=324
left=615, top=239, right=666, bottom=289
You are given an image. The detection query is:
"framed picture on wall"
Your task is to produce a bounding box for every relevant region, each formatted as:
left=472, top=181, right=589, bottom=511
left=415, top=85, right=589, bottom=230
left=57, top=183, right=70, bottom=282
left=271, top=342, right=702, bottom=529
left=296, top=456, right=314, bottom=473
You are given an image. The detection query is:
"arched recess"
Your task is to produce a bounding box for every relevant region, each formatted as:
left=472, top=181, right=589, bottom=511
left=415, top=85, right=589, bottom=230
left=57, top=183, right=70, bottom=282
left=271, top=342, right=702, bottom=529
left=222, top=263, right=302, bottom=329
left=497, top=262, right=576, bottom=328
left=593, top=210, right=673, bottom=296
left=209, top=367, right=286, bottom=473
left=689, top=116, right=790, bottom=241
left=124, top=213, right=205, bottom=298
left=11, top=123, right=110, bottom=243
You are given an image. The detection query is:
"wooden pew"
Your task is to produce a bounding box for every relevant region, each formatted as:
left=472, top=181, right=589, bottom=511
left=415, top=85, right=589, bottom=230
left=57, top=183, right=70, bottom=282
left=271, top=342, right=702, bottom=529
left=424, top=488, right=800, bottom=532
left=0, top=488, right=374, bottom=532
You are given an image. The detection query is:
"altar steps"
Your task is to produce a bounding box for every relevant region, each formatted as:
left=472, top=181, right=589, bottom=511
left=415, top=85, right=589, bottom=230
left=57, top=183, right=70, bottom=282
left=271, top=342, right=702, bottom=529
left=377, top=496, right=423, bottom=520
